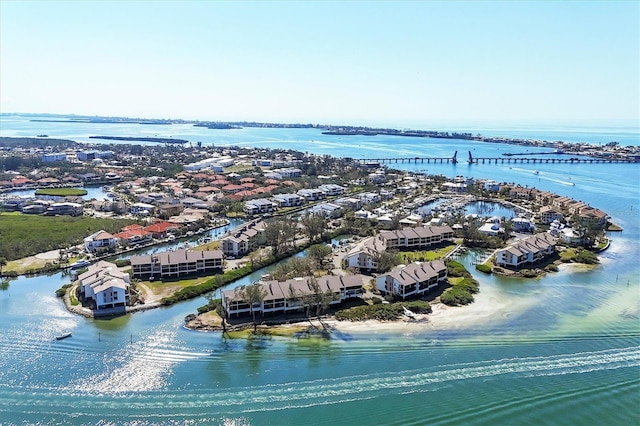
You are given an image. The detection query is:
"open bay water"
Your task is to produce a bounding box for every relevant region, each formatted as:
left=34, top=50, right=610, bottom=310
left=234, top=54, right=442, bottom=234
left=0, top=115, right=639, bottom=425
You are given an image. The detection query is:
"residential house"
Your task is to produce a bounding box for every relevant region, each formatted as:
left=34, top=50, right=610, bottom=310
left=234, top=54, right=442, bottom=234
left=376, top=260, right=447, bottom=300
left=379, top=225, right=454, bottom=250
left=78, top=261, right=130, bottom=313
left=222, top=274, right=365, bottom=318
left=318, top=184, right=346, bottom=196
left=578, top=207, right=608, bottom=229
left=244, top=198, right=277, bottom=215
left=297, top=188, right=326, bottom=201
left=42, top=152, right=68, bottom=162
left=144, top=221, right=180, bottom=239
left=335, top=197, right=362, bottom=210
left=539, top=206, right=564, bottom=224
left=495, top=233, right=557, bottom=269
left=46, top=202, right=83, bottom=216
left=220, top=221, right=265, bottom=257
left=273, top=193, right=304, bottom=208
left=511, top=217, right=535, bottom=232
left=130, top=249, right=223, bottom=280
left=344, top=235, right=387, bottom=272
left=310, top=202, right=343, bottom=218
left=84, top=230, right=118, bottom=253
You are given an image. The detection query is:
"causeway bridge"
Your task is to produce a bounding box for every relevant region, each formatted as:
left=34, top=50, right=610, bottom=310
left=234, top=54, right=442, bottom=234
left=357, top=151, right=639, bottom=166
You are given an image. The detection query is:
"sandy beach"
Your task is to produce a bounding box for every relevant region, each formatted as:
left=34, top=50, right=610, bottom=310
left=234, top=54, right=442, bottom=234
left=187, top=281, right=539, bottom=336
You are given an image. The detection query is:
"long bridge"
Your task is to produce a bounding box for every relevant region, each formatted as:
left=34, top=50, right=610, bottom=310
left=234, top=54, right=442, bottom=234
left=357, top=151, right=639, bottom=166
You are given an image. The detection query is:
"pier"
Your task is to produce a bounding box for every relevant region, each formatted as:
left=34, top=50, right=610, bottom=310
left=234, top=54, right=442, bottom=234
left=357, top=154, right=639, bottom=166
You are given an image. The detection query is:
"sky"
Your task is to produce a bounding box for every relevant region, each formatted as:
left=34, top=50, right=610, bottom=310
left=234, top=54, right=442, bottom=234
left=1, top=0, right=638, bottom=127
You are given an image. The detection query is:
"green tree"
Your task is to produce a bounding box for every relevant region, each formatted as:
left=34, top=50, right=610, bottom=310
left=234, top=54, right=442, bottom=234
left=0, top=257, right=6, bottom=277
left=308, top=244, right=332, bottom=268
left=263, top=217, right=297, bottom=257
left=300, top=213, right=327, bottom=243
left=236, top=283, right=267, bottom=332
left=375, top=250, right=402, bottom=273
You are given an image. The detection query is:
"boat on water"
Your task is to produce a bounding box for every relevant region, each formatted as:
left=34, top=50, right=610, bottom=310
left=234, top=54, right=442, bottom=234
left=55, top=333, right=72, bottom=341
left=534, top=170, right=539, bottom=175
left=70, top=259, right=90, bottom=269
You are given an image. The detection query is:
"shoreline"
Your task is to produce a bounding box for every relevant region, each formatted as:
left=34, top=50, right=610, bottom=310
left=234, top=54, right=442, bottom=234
left=185, top=283, right=537, bottom=335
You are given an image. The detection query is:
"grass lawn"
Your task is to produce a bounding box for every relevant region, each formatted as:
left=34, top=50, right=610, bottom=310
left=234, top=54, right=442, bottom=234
left=35, top=187, right=88, bottom=196
left=0, top=212, right=136, bottom=261
left=559, top=247, right=577, bottom=261
left=141, top=276, right=213, bottom=301
left=399, top=244, right=457, bottom=262
left=193, top=241, right=221, bottom=251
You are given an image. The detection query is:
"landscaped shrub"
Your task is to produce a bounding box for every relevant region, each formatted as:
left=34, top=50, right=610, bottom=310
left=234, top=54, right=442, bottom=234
left=441, top=287, right=474, bottom=306
left=335, top=301, right=431, bottom=322
left=475, top=264, right=492, bottom=274
left=571, top=249, right=599, bottom=264
left=55, top=283, right=72, bottom=298
left=445, top=260, right=468, bottom=277
left=546, top=264, right=559, bottom=272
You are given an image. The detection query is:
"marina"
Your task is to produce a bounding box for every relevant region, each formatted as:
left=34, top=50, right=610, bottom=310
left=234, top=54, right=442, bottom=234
left=0, top=117, right=638, bottom=425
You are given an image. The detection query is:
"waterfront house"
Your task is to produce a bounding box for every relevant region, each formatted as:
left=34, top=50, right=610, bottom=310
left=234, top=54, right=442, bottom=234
left=114, top=228, right=153, bottom=247
left=310, top=202, right=343, bottom=218
left=318, top=184, right=346, bottom=196
left=495, top=233, right=557, bottom=269
left=344, top=235, right=387, bottom=272
left=78, top=261, right=130, bottom=314
left=130, top=249, right=223, bottom=280
left=578, top=207, right=608, bottom=229
left=243, top=198, right=277, bottom=215
left=144, top=221, right=180, bottom=239
left=273, top=193, right=304, bottom=208
left=297, top=188, right=326, bottom=201
left=335, top=197, right=362, bottom=210
left=511, top=217, right=535, bottom=232
left=376, top=260, right=447, bottom=300
left=46, top=202, right=83, bottom=216
left=220, top=220, right=265, bottom=257
left=84, top=230, right=118, bottom=253
left=221, top=274, right=366, bottom=318
left=539, top=206, right=564, bottom=224
left=379, top=225, right=454, bottom=250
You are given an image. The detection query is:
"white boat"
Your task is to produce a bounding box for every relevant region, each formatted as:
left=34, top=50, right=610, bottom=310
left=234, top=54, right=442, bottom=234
left=534, top=170, right=539, bottom=175
left=402, top=306, right=417, bottom=319
left=70, top=260, right=90, bottom=269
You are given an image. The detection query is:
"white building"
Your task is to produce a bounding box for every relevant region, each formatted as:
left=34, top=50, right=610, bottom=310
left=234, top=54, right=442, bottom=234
left=78, top=261, right=130, bottom=314
left=220, top=221, right=265, bottom=257
left=495, top=233, right=557, bottom=269
left=376, top=260, right=447, bottom=300
left=243, top=198, right=277, bottom=215
left=84, top=230, right=118, bottom=253
left=273, top=193, right=303, bottom=207
left=297, top=188, right=326, bottom=201
left=318, top=184, right=346, bottom=196
left=222, top=275, right=365, bottom=318
left=130, top=249, right=223, bottom=280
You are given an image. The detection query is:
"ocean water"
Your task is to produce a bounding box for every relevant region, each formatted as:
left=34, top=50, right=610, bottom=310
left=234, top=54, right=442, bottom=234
left=0, top=116, right=639, bottom=425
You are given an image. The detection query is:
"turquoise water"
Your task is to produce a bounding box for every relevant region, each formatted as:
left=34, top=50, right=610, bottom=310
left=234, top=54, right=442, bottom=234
left=0, top=117, right=639, bottom=425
